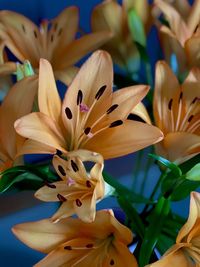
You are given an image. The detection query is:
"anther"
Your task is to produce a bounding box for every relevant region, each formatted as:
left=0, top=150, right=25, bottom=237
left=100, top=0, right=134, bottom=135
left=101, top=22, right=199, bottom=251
left=109, top=120, right=123, bottom=128
left=188, top=115, right=194, bottom=122
left=65, top=107, right=73, bottom=119
left=22, top=24, right=26, bottom=33
left=168, top=99, right=173, bottom=110
left=95, top=85, right=107, bottom=100
left=106, top=104, right=118, bottom=114
left=77, top=90, right=83, bottom=105
left=86, top=243, right=94, bottom=248
left=58, top=165, right=66, bottom=176
left=76, top=199, right=82, bottom=207
left=57, top=194, right=67, bottom=202
left=179, top=92, right=183, bottom=102
left=45, top=182, right=56, bottom=189
left=33, top=30, right=38, bottom=38
left=71, top=160, right=79, bottom=172
left=86, top=180, right=92, bottom=188
left=84, top=127, right=91, bottom=135
left=110, top=259, right=115, bottom=265
left=58, top=28, right=63, bottom=36
left=64, top=246, right=72, bottom=250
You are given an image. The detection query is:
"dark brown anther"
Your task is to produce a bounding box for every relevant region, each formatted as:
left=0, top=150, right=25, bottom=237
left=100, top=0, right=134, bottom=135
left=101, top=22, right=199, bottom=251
left=58, top=28, right=63, bottom=36
left=54, top=22, right=58, bottom=31
left=77, top=90, right=83, bottom=105
left=64, top=245, right=72, bottom=250
left=58, top=165, right=66, bottom=176
left=188, top=115, right=194, bottom=122
left=76, top=199, right=82, bottom=207
left=86, top=180, right=92, bottom=188
left=95, top=85, right=107, bottom=100
left=57, top=193, right=67, bottom=202
left=56, top=149, right=62, bottom=156
left=50, top=34, right=54, bottom=42
left=127, top=113, right=146, bottom=123
left=110, top=259, right=114, bottom=265
left=168, top=99, right=173, bottom=110
left=84, top=127, right=91, bottom=135
left=86, top=243, right=94, bottom=248
left=22, top=24, right=26, bottom=33
left=179, top=92, right=183, bottom=102
left=45, top=181, right=56, bottom=189
left=34, top=30, right=38, bottom=38
left=106, top=104, right=118, bottom=114
left=71, top=160, right=79, bottom=172
left=192, top=97, right=198, bottom=104
left=109, top=120, right=123, bottom=128
left=65, top=107, right=73, bottom=119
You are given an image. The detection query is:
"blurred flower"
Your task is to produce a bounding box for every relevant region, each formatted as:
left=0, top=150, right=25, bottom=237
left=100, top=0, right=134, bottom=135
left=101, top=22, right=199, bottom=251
left=146, top=191, right=200, bottom=267
left=15, top=50, right=163, bottom=159
left=35, top=150, right=106, bottom=223
left=91, top=0, right=151, bottom=74
left=12, top=209, right=138, bottom=267
left=0, top=75, right=37, bottom=173
left=154, top=61, right=200, bottom=164
left=154, top=0, right=200, bottom=72
left=0, top=7, right=112, bottom=84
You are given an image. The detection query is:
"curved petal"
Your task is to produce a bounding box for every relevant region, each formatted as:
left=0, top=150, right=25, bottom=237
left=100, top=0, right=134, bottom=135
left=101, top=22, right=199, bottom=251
left=54, top=66, right=78, bottom=85
left=185, top=36, right=200, bottom=68
left=14, top=112, right=67, bottom=153
left=0, top=62, right=16, bottom=75
left=84, top=120, right=163, bottom=159
left=159, top=132, right=200, bottom=164
left=130, top=102, right=151, bottom=124
left=0, top=10, right=42, bottom=65
left=38, top=59, right=61, bottom=124
left=153, top=61, right=180, bottom=131
left=0, top=76, right=37, bottom=159
left=187, top=0, right=200, bottom=33
left=51, top=201, right=75, bottom=223
left=155, top=0, right=190, bottom=46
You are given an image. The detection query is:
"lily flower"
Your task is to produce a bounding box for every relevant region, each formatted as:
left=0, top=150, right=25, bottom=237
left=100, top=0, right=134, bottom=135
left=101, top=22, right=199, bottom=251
left=14, top=50, right=163, bottom=159
left=154, top=0, right=200, bottom=71
left=0, top=75, right=37, bottom=173
left=146, top=191, right=200, bottom=267
left=12, top=209, right=138, bottom=267
left=0, top=7, right=112, bottom=84
left=35, top=149, right=105, bottom=223
left=154, top=61, right=200, bottom=164
left=91, top=0, right=150, bottom=73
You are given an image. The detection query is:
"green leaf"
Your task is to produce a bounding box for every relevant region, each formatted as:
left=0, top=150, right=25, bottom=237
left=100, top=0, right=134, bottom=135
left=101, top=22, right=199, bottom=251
left=171, top=179, right=200, bottom=201
left=185, top=163, right=200, bottom=181
left=128, top=9, right=146, bottom=47
left=149, top=153, right=182, bottom=177
left=139, top=197, right=170, bottom=266
left=103, top=171, right=154, bottom=204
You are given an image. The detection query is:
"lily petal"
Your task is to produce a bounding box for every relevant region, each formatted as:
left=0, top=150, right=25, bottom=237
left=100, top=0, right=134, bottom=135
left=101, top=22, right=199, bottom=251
left=14, top=112, right=67, bottom=153
left=84, top=120, right=163, bottom=159
left=187, top=0, right=200, bottom=34
left=185, top=35, right=200, bottom=68
left=54, top=66, right=78, bottom=86
left=130, top=102, right=151, bottom=124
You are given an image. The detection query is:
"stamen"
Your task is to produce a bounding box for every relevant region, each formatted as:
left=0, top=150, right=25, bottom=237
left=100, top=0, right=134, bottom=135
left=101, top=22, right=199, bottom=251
left=64, top=246, right=72, bottom=250
left=110, top=259, right=115, bottom=265
left=84, top=127, right=91, bottom=135
left=33, top=30, right=38, bottom=38
left=86, top=243, right=94, bottom=248
left=188, top=115, right=194, bottom=122
left=106, top=104, right=118, bottom=114
left=57, top=194, right=67, bottom=202
left=109, top=120, right=123, bottom=128
left=65, top=107, right=73, bottom=119
left=168, top=99, right=173, bottom=110
left=192, top=97, right=198, bottom=104
left=77, top=90, right=83, bottom=105
left=86, top=180, right=92, bottom=188
left=58, top=165, right=66, bottom=176
left=179, top=92, right=183, bottom=103
left=45, top=182, right=56, bottom=189
left=21, top=24, right=26, bottom=33
left=80, top=103, right=89, bottom=112
left=71, top=160, right=79, bottom=172
left=95, top=85, right=107, bottom=100
left=50, top=34, right=54, bottom=42
left=58, top=28, right=63, bottom=36
left=56, top=149, right=63, bottom=156
left=76, top=199, right=82, bottom=207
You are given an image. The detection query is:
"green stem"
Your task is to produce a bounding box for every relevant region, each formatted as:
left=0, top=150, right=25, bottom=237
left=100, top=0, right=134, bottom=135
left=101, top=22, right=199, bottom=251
left=132, top=150, right=144, bottom=189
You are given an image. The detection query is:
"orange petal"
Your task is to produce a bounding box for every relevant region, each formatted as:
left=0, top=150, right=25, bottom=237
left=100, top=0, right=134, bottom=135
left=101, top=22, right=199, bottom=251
left=155, top=0, right=190, bottom=46
left=84, top=120, right=163, bottom=159
left=54, top=66, right=78, bottom=85
left=0, top=76, right=37, bottom=159
left=177, top=191, right=200, bottom=243
left=130, top=102, right=151, bottom=124
left=14, top=112, right=67, bottom=153
left=51, top=201, right=75, bottom=223
left=38, top=59, right=61, bottom=124
left=185, top=35, right=200, bottom=68
left=187, top=0, right=200, bottom=33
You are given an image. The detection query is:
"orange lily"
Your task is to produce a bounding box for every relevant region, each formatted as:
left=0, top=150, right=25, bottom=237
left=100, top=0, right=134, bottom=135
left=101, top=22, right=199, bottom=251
left=146, top=191, right=200, bottom=267
left=91, top=0, right=141, bottom=72
left=154, top=0, right=200, bottom=70
left=0, top=75, right=37, bottom=173
left=35, top=150, right=105, bottom=223
left=0, top=7, right=112, bottom=84
left=12, top=209, right=138, bottom=267
left=153, top=61, right=200, bottom=164
left=14, top=50, right=163, bottom=159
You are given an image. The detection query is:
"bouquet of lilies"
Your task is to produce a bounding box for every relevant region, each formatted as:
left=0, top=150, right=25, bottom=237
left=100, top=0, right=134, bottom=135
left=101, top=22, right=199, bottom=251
left=0, top=0, right=200, bottom=266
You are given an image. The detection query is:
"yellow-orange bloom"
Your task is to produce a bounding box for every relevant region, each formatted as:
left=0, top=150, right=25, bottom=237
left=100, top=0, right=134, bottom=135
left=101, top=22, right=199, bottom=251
left=154, top=61, right=200, bottom=164
left=154, top=0, right=200, bottom=70
left=14, top=50, right=163, bottom=159
left=146, top=192, right=200, bottom=267
left=35, top=150, right=105, bottom=223
left=91, top=0, right=151, bottom=72
left=0, top=76, right=37, bottom=173
left=12, top=209, right=138, bottom=267
left=0, top=7, right=112, bottom=84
